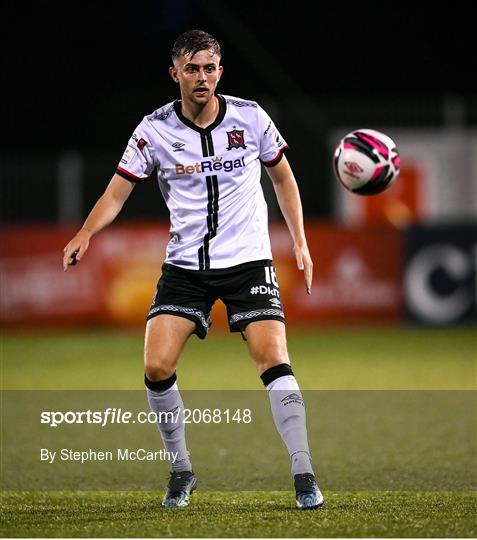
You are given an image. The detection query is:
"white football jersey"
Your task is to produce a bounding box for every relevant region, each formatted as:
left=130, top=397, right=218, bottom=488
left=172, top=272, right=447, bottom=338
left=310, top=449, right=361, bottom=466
left=116, top=94, right=288, bottom=270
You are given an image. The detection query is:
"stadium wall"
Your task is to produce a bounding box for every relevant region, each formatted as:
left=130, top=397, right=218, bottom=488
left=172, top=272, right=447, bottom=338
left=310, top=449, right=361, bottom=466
left=1, top=222, right=475, bottom=327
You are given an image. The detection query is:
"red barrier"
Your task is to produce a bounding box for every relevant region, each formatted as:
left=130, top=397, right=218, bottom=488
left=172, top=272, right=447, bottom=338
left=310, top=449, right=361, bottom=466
left=274, top=224, right=403, bottom=324
left=0, top=222, right=403, bottom=327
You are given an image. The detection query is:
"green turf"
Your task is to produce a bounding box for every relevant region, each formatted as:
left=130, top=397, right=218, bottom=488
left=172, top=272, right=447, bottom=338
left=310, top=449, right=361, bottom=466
left=2, top=327, right=476, bottom=389
left=1, top=490, right=476, bottom=538
left=1, top=327, right=476, bottom=537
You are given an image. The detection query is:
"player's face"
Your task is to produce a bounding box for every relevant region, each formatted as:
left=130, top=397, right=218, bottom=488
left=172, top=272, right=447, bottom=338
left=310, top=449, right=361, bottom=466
left=170, top=50, right=223, bottom=105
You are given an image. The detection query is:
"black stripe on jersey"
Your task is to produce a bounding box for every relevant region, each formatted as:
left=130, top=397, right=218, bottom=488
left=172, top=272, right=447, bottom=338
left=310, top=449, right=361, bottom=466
left=188, top=104, right=219, bottom=269
left=200, top=133, right=215, bottom=157
left=206, top=133, right=215, bottom=156
left=198, top=175, right=219, bottom=270
left=211, top=175, right=219, bottom=231
left=200, top=135, right=209, bottom=157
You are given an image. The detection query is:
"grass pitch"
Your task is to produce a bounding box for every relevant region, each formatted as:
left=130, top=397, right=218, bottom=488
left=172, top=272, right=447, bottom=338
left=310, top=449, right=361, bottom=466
left=2, top=326, right=475, bottom=390
left=1, top=490, right=476, bottom=538
left=1, top=327, right=476, bottom=537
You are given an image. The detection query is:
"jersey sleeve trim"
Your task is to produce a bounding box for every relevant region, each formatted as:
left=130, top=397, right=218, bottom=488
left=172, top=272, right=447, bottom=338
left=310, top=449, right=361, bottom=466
left=260, top=146, right=289, bottom=167
left=116, top=167, right=148, bottom=183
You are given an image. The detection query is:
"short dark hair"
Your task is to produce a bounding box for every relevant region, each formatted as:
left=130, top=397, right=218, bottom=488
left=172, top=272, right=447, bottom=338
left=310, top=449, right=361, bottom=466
left=172, top=29, right=221, bottom=60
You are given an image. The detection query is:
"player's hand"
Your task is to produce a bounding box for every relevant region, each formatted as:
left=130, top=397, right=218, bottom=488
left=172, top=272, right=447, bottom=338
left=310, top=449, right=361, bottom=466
left=63, top=229, right=91, bottom=271
left=294, top=243, right=313, bottom=295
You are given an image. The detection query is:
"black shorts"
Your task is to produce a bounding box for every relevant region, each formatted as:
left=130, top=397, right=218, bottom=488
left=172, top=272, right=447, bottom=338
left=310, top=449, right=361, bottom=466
left=147, top=259, right=285, bottom=339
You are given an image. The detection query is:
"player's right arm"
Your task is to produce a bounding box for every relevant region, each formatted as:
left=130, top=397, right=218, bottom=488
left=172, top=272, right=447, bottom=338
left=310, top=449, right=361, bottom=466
left=62, top=174, right=134, bottom=271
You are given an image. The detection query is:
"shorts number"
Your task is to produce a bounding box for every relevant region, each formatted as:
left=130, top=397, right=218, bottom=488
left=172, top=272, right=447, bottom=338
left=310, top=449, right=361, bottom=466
left=264, top=266, right=278, bottom=287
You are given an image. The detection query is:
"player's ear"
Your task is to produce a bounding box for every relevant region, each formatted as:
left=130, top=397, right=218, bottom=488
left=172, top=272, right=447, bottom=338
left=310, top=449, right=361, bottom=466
left=217, top=65, right=223, bottom=81
left=169, top=66, right=179, bottom=83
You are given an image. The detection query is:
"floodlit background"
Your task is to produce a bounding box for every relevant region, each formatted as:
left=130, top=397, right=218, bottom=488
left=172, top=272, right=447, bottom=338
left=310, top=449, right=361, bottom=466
left=2, top=1, right=476, bottom=342
left=1, top=2, right=476, bottom=537
left=1, top=1, right=476, bottom=394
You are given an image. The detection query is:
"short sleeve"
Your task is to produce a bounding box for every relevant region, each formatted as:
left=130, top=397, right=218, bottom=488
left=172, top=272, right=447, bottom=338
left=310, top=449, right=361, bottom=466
left=257, top=105, right=288, bottom=167
left=116, top=118, right=156, bottom=182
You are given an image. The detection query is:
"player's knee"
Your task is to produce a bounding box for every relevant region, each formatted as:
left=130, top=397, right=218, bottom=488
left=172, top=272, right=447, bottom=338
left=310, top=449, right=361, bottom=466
left=144, top=353, right=177, bottom=382
left=144, top=362, right=175, bottom=382
left=252, top=345, right=289, bottom=372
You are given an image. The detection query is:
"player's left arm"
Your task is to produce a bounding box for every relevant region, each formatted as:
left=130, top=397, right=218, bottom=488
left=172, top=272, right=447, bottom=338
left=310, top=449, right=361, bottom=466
left=265, top=155, right=313, bottom=295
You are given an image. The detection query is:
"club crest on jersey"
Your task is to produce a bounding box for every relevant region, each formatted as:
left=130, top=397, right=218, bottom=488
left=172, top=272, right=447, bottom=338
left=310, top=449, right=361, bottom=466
left=226, top=129, right=247, bottom=150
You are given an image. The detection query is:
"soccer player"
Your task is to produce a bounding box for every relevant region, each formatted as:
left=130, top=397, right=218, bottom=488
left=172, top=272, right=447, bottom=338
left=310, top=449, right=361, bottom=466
left=63, top=29, right=323, bottom=510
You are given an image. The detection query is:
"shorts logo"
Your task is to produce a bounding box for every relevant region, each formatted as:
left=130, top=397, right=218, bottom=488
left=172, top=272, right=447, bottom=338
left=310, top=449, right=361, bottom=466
left=269, top=297, right=281, bottom=307
left=227, top=129, right=247, bottom=150
left=250, top=285, right=280, bottom=297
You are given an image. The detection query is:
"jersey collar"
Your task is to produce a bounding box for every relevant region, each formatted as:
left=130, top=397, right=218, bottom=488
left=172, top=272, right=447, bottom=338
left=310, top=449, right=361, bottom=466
left=173, top=94, right=226, bottom=134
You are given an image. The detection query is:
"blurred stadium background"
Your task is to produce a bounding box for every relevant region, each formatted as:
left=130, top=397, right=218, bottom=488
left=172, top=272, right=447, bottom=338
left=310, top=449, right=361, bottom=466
left=1, top=2, right=476, bottom=536
left=1, top=0, right=475, bottom=337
